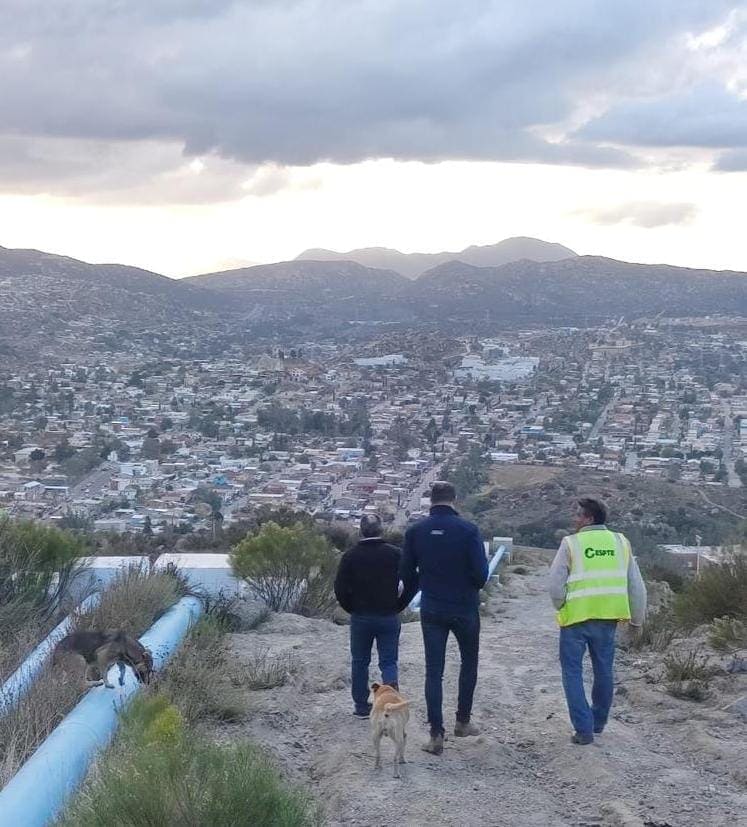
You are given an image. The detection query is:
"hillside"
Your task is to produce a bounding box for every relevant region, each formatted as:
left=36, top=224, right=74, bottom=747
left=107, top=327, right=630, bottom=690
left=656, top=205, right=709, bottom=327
left=470, top=464, right=746, bottom=550
left=0, top=245, right=229, bottom=361
left=185, top=259, right=411, bottom=319
left=415, top=256, right=747, bottom=321
left=296, top=236, right=577, bottom=278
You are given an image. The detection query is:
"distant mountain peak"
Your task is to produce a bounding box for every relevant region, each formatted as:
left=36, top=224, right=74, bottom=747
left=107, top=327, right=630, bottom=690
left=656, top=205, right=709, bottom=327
left=295, top=237, right=577, bottom=278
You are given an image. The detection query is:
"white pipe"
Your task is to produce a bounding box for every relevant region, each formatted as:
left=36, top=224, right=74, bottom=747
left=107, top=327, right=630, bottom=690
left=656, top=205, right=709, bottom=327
left=0, top=592, right=101, bottom=715
left=0, top=595, right=203, bottom=827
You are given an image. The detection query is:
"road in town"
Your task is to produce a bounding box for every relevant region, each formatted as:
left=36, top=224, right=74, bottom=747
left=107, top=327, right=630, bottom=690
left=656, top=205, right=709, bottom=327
left=588, top=394, right=616, bottom=442
left=50, top=461, right=117, bottom=515
left=721, top=400, right=743, bottom=489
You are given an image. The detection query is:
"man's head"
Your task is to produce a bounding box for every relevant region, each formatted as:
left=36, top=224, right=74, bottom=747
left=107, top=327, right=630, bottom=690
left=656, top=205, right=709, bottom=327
left=430, top=480, right=456, bottom=506
left=574, top=498, right=607, bottom=532
left=360, top=513, right=383, bottom=538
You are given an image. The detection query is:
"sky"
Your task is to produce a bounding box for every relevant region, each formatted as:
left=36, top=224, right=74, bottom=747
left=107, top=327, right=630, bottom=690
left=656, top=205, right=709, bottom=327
left=1, top=1, right=747, bottom=277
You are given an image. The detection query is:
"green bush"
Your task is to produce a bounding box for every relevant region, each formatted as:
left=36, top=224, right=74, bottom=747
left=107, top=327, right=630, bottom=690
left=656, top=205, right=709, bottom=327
left=231, top=522, right=338, bottom=616
left=0, top=518, right=86, bottom=629
left=673, top=553, right=747, bottom=630
left=58, top=696, right=320, bottom=827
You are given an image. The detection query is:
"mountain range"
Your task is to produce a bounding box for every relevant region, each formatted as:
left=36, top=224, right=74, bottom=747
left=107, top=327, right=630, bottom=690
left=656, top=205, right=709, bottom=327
left=296, top=236, right=577, bottom=278
left=2, top=239, right=746, bottom=361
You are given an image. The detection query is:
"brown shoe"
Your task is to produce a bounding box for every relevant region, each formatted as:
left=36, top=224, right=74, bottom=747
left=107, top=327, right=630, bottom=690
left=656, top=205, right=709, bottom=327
left=454, top=721, right=480, bottom=737
left=421, top=734, right=444, bottom=755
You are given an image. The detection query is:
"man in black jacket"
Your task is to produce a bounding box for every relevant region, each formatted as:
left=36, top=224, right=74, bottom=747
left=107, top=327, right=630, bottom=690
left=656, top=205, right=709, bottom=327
left=334, top=514, right=415, bottom=718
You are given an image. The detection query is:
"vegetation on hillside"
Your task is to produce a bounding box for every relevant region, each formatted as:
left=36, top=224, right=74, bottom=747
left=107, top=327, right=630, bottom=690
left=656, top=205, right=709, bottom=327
left=231, top=521, right=338, bottom=616
left=57, top=694, right=320, bottom=827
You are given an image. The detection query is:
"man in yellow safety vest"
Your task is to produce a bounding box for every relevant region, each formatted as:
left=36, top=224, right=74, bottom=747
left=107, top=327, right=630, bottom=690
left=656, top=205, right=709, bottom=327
left=549, top=498, right=647, bottom=745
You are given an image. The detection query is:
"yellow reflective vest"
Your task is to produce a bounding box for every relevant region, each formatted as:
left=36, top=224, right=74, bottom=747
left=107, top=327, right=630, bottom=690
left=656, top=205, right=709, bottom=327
left=556, top=528, right=632, bottom=627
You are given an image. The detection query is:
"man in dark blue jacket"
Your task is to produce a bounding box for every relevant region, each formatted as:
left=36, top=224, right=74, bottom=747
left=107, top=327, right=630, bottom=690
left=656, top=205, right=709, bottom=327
left=400, top=481, right=488, bottom=755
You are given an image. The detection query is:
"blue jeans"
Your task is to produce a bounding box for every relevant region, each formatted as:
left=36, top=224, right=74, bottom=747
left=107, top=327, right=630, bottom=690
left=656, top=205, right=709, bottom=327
left=421, top=610, right=480, bottom=736
left=350, top=614, right=400, bottom=713
left=559, top=620, right=617, bottom=736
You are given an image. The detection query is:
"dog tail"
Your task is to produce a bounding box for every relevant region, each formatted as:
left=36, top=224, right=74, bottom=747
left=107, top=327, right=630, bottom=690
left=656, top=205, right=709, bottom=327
left=384, top=700, right=410, bottom=715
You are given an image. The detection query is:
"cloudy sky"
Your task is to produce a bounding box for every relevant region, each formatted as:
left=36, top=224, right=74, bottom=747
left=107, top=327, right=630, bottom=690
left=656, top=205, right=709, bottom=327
left=1, top=1, right=747, bottom=276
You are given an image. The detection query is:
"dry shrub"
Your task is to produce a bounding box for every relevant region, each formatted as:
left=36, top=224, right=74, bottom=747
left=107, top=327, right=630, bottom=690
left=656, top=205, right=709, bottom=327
left=236, top=646, right=296, bottom=691
left=75, top=565, right=183, bottom=637
left=0, top=661, right=83, bottom=787
left=0, top=565, right=186, bottom=786
left=674, top=553, right=747, bottom=630
left=626, top=610, right=676, bottom=652
left=709, top=615, right=747, bottom=652
left=663, top=648, right=719, bottom=702
left=155, top=616, right=244, bottom=724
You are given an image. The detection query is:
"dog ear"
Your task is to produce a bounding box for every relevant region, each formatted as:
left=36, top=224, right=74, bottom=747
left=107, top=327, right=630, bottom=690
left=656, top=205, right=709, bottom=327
left=371, top=682, right=381, bottom=693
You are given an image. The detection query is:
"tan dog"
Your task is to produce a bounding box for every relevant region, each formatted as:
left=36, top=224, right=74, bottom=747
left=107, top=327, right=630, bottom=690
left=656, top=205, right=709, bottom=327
left=370, top=682, right=410, bottom=778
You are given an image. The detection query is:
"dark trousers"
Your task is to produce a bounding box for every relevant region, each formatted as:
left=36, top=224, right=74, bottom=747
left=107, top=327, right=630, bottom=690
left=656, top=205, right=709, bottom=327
left=559, top=620, right=617, bottom=736
left=421, top=609, right=480, bottom=736
left=350, top=613, right=400, bottom=713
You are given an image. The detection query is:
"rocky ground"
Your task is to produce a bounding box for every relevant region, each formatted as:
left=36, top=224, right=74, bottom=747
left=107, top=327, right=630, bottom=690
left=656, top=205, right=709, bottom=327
left=215, top=551, right=747, bottom=827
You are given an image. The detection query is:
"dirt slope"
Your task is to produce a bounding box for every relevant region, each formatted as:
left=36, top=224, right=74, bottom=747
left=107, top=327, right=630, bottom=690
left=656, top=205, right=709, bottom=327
left=218, top=560, right=747, bottom=827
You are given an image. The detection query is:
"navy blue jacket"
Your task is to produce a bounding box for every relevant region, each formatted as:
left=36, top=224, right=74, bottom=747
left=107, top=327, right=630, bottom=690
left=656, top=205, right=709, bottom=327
left=400, top=505, right=488, bottom=614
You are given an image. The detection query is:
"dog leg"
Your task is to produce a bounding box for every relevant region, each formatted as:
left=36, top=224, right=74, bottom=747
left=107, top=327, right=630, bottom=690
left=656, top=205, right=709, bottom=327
left=373, top=731, right=382, bottom=770
left=84, top=664, right=104, bottom=686
left=96, top=651, right=114, bottom=689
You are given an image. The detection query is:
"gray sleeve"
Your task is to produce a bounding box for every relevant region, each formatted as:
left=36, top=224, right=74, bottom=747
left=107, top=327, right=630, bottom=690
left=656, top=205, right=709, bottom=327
left=548, top=539, right=570, bottom=610
left=627, top=553, right=647, bottom=626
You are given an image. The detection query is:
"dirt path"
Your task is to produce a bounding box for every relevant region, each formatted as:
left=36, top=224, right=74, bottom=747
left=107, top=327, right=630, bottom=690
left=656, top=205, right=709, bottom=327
left=220, top=560, right=747, bottom=827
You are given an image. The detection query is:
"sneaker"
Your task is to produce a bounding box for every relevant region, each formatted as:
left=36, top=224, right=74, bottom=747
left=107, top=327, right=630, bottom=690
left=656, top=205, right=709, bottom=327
left=421, top=733, right=444, bottom=755
left=593, top=725, right=605, bottom=735
left=571, top=732, right=594, bottom=745
left=454, top=721, right=480, bottom=737
left=353, top=707, right=371, bottom=720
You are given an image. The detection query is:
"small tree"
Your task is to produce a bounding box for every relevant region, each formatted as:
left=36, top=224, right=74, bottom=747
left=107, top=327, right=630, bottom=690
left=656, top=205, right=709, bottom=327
left=231, top=522, right=338, bottom=615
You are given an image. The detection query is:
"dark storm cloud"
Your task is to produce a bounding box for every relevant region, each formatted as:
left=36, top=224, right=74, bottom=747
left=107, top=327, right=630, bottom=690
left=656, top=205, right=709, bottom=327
left=578, top=84, right=747, bottom=149
left=0, top=1, right=741, bottom=201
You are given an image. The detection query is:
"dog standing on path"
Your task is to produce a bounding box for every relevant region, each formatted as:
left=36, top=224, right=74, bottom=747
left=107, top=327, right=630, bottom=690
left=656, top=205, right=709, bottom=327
left=370, top=682, right=410, bottom=778
left=53, top=631, right=154, bottom=688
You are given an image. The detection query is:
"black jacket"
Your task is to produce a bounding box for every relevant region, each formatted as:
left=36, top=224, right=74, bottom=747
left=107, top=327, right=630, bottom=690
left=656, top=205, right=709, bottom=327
left=334, top=538, right=414, bottom=615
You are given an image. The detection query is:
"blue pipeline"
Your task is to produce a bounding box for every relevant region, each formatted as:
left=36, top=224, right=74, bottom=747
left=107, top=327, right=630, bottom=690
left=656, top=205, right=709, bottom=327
left=0, top=592, right=101, bottom=715
left=0, top=595, right=203, bottom=827
left=407, top=545, right=506, bottom=611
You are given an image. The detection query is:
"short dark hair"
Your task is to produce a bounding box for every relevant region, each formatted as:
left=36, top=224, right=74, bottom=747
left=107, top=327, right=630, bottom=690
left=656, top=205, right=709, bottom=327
left=578, top=498, right=607, bottom=525
left=360, top=513, right=383, bottom=538
left=430, top=481, right=456, bottom=504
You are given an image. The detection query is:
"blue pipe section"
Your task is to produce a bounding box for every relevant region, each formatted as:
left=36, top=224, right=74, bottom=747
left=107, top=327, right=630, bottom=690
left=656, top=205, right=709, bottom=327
left=407, top=544, right=506, bottom=611
left=0, top=592, right=101, bottom=716
left=0, top=595, right=203, bottom=827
